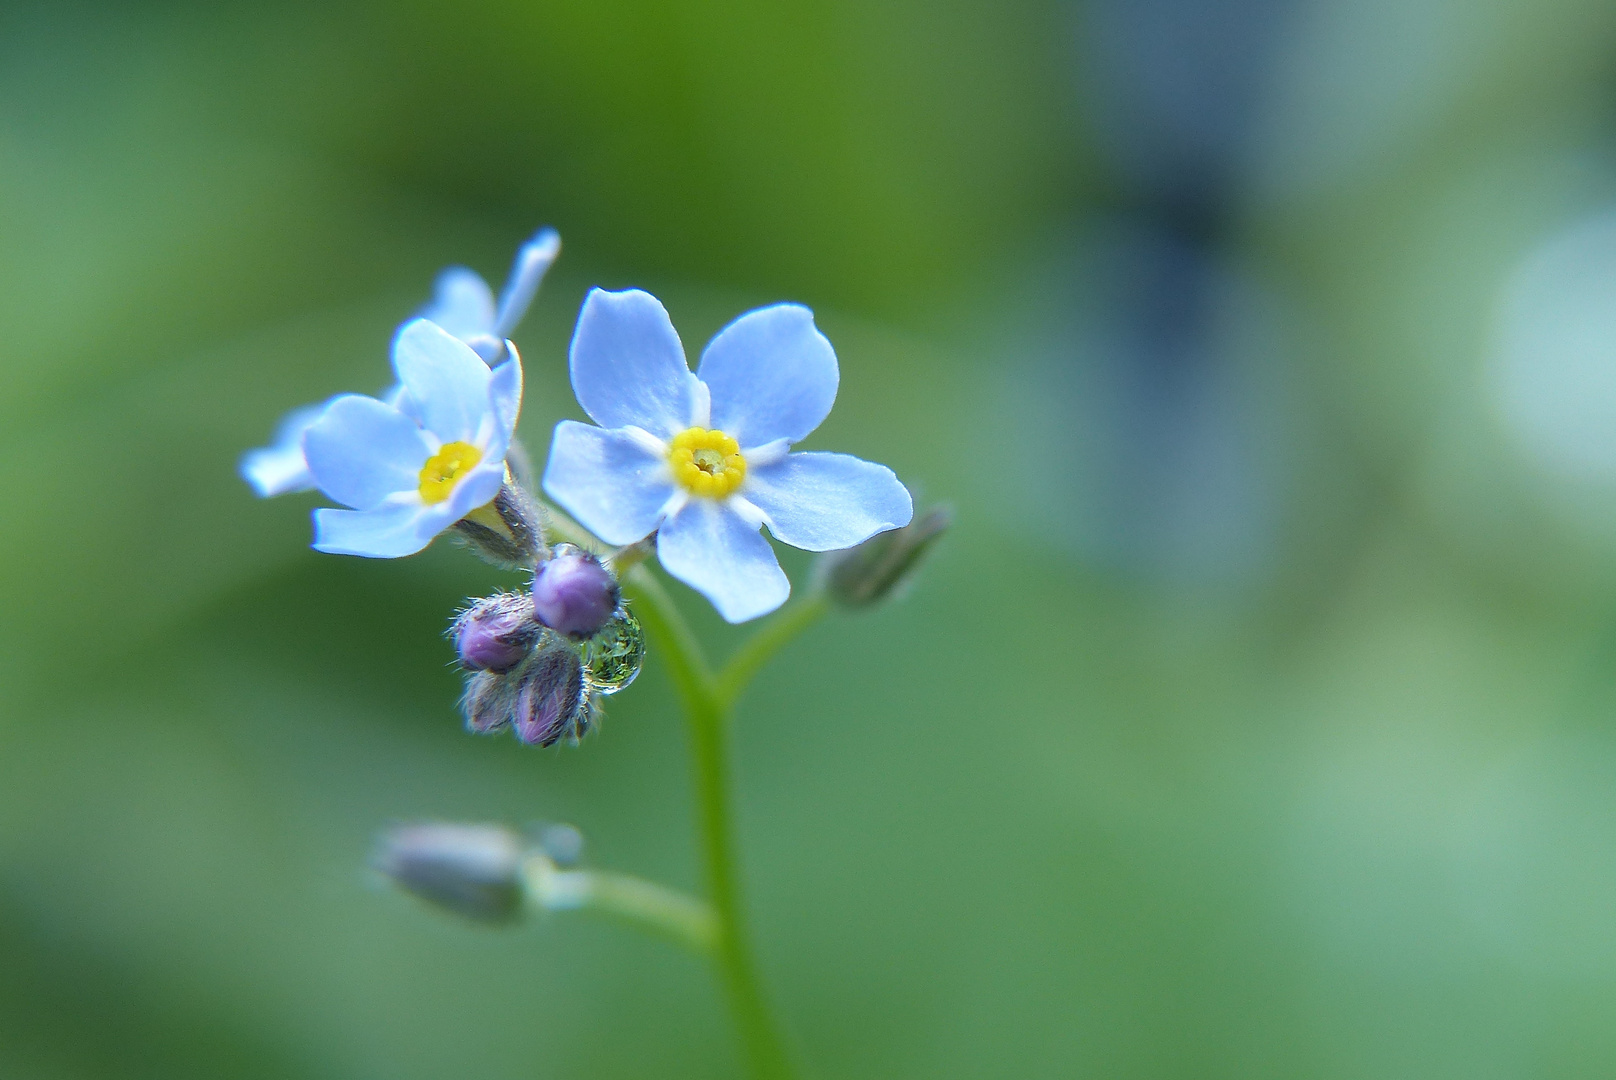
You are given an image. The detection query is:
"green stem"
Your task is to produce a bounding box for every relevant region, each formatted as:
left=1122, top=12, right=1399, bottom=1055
left=580, top=870, right=718, bottom=951
left=623, top=566, right=804, bottom=1080
left=523, top=857, right=719, bottom=953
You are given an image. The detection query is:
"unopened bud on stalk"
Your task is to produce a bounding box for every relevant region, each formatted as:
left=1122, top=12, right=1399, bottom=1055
left=820, top=505, right=952, bottom=608
left=532, top=545, right=620, bottom=640
left=374, top=822, right=524, bottom=923
left=452, top=592, right=539, bottom=673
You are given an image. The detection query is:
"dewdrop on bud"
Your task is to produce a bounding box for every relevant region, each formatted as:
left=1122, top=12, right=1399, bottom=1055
left=820, top=505, right=952, bottom=608
left=374, top=822, right=524, bottom=923
left=514, top=644, right=589, bottom=747
left=532, top=545, right=620, bottom=640
left=452, top=592, right=538, bottom=673
left=584, top=608, right=646, bottom=694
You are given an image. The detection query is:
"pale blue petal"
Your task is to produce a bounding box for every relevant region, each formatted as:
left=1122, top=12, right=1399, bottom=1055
left=240, top=400, right=327, bottom=497
left=698, top=304, right=837, bottom=447
left=393, top=318, right=494, bottom=444
left=420, top=267, right=496, bottom=343
left=303, top=395, right=431, bottom=510
left=744, top=451, right=913, bottom=551
left=657, top=499, right=790, bottom=623
left=465, top=335, right=507, bottom=364
left=493, top=227, right=561, bottom=338
left=486, top=348, right=523, bottom=460
left=383, top=382, right=421, bottom=425
left=314, top=501, right=432, bottom=558
left=569, top=288, right=696, bottom=439
left=541, top=421, right=676, bottom=545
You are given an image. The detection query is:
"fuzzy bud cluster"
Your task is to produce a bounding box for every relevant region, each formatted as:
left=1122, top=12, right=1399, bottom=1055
left=449, top=545, right=635, bottom=748
left=461, top=641, right=591, bottom=747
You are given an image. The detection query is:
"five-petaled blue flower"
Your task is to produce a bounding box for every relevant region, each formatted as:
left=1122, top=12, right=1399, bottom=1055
left=542, top=288, right=913, bottom=622
left=301, top=319, right=523, bottom=559
left=240, top=227, right=559, bottom=498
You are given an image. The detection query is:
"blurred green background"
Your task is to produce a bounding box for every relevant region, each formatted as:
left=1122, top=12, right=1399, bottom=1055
left=9, top=0, right=1616, bottom=1076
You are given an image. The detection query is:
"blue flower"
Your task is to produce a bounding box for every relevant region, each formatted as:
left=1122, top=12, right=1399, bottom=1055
left=241, top=227, right=560, bottom=498
left=542, top=288, right=913, bottom=622
left=302, top=319, right=523, bottom=558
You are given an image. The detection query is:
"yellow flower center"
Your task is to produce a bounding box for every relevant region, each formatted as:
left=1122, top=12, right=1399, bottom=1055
left=669, top=427, right=746, bottom=498
left=418, top=441, right=483, bottom=504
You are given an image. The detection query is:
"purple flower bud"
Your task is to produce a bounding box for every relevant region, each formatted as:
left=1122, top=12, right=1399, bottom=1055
left=373, top=822, right=525, bottom=923
left=532, top=548, right=620, bottom=640
left=452, top=592, right=538, bottom=672
left=460, top=669, right=517, bottom=734
left=513, top=645, right=588, bottom=747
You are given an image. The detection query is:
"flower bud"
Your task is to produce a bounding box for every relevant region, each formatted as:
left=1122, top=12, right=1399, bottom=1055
left=532, top=546, right=621, bottom=640
left=513, top=644, right=589, bottom=747
left=374, top=822, right=524, bottom=923
left=820, top=505, right=952, bottom=608
left=452, top=592, right=538, bottom=673
left=460, top=669, right=517, bottom=734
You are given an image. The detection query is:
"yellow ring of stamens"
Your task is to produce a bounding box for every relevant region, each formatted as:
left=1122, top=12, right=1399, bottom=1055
left=419, top=441, right=483, bottom=504
left=668, top=427, right=746, bottom=498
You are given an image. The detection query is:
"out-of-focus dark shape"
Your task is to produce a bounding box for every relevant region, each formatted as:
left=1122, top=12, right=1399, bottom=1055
left=995, top=0, right=1303, bottom=585
left=1079, top=0, right=1297, bottom=223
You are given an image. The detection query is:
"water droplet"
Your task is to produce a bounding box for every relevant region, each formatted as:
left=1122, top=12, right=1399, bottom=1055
left=586, top=608, right=645, bottom=694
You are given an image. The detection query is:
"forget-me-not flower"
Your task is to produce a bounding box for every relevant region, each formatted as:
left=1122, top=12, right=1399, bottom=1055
left=542, top=288, right=913, bottom=622
left=302, top=318, right=523, bottom=558
left=241, top=227, right=560, bottom=498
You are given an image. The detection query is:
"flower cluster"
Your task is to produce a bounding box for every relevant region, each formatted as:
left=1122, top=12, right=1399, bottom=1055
left=243, top=226, right=920, bottom=745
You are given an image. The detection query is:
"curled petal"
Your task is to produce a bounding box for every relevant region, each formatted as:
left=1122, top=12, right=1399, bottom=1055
left=744, top=451, right=913, bottom=551
left=542, top=421, right=677, bottom=545
left=303, top=395, right=431, bottom=510
left=486, top=345, right=523, bottom=458
left=698, top=304, right=837, bottom=447
left=569, top=288, right=696, bottom=439
left=420, top=267, right=497, bottom=344
left=657, top=499, right=790, bottom=623
left=393, top=318, right=495, bottom=444
left=494, top=227, right=561, bottom=339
